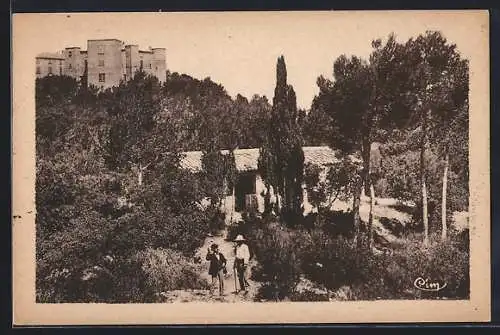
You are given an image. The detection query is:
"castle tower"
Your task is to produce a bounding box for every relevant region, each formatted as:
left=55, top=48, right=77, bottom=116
left=152, top=48, right=167, bottom=83
left=124, top=44, right=140, bottom=80
left=87, top=39, right=123, bottom=89
left=63, top=47, right=84, bottom=80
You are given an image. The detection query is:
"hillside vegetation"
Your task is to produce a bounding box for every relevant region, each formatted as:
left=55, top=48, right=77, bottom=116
left=36, top=30, right=469, bottom=302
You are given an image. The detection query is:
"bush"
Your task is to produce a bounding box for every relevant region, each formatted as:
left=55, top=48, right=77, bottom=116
left=379, top=217, right=406, bottom=237
left=302, top=231, right=385, bottom=292
left=37, top=246, right=211, bottom=303
left=136, top=248, right=210, bottom=294
left=36, top=210, right=113, bottom=303
left=304, top=232, right=469, bottom=300
left=318, top=210, right=355, bottom=238
left=249, top=218, right=469, bottom=301
left=251, top=222, right=312, bottom=300
left=301, top=210, right=355, bottom=238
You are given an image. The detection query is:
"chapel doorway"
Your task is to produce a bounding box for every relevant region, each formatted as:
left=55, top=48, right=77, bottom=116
left=234, top=172, right=256, bottom=212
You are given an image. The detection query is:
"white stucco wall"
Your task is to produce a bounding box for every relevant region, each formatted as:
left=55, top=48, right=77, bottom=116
left=255, top=174, right=266, bottom=213
left=221, top=194, right=235, bottom=224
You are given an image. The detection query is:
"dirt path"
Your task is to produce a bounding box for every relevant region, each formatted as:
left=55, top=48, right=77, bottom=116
left=158, top=232, right=260, bottom=303
left=194, top=234, right=260, bottom=302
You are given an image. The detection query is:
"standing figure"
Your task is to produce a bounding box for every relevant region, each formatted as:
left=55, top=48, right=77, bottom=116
left=206, top=243, right=227, bottom=296
left=233, top=234, right=251, bottom=294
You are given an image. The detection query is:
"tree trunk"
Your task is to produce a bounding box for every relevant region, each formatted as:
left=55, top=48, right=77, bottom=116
left=368, top=178, right=375, bottom=250
left=264, top=183, right=271, bottom=216
left=275, top=190, right=281, bottom=215
left=362, top=137, right=371, bottom=196
left=138, top=165, right=143, bottom=186
left=231, top=184, right=236, bottom=224
left=441, top=152, right=449, bottom=241
left=421, top=109, right=430, bottom=246
left=422, top=180, right=429, bottom=245
left=352, top=175, right=363, bottom=246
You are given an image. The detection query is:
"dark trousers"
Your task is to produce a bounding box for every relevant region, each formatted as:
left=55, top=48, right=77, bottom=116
left=211, top=270, right=224, bottom=294
left=234, top=258, right=249, bottom=291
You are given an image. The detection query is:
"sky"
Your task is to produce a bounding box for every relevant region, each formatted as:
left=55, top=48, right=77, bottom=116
left=14, top=11, right=487, bottom=109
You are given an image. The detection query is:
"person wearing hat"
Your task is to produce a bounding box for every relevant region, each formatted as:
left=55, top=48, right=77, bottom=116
left=206, top=243, right=227, bottom=296
left=233, top=234, right=251, bottom=294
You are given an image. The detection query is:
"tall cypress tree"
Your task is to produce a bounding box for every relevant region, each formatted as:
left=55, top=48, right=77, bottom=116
left=259, top=56, right=304, bottom=225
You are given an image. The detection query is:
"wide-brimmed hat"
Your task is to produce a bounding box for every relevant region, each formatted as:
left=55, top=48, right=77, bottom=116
left=234, top=235, right=246, bottom=242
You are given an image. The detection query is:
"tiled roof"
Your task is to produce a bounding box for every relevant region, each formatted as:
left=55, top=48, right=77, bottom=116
left=179, top=146, right=344, bottom=172
left=179, top=151, right=204, bottom=172
left=36, top=52, right=65, bottom=60
left=303, top=146, right=339, bottom=166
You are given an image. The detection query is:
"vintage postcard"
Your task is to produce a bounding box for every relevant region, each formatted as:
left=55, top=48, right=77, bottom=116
left=12, top=10, right=490, bottom=325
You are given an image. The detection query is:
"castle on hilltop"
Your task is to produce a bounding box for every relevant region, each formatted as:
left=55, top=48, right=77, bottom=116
left=36, top=39, right=167, bottom=88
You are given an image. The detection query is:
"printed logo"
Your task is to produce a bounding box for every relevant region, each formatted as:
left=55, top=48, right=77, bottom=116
left=413, top=277, right=447, bottom=292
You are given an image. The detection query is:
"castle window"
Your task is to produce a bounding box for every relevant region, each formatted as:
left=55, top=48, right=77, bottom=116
left=36, top=66, right=40, bottom=74
left=48, top=66, right=53, bottom=75
left=68, top=51, right=72, bottom=57
left=59, top=66, right=62, bottom=75
left=123, top=74, right=127, bottom=81
left=140, top=60, right=144, bottom=69
left=98, top=46, right=105, bottom=56
left=69, top=64, right=72, bottom=69
left=98, top=59, right=105, bottom=67
left=149, top=64, right=152, bottom=69
left=99, top=73, right=106, bottom=83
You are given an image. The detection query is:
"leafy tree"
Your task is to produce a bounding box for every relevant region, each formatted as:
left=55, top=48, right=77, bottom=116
left=303, top=77, right=336, bottom=146
left=309, top=53, right=375, bottom=245
left=200, top=149, right=237, bottom=232
left=240, top=94, right=273, bottom=148
left=35, top=75, right=79, bottom=108
left=393, top=31, right=469, bottom=244
left=304, top=158, right=360, bottom=213
left=103, top=71, right=163, bottom=185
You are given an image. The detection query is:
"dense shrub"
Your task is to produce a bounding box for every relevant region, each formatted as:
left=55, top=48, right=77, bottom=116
left=250, top=222, right=313, bottom=300
left=359, top=235, right=468, bottom=300
left=37, top=245, right=210, bottom=303
left=36, top=209, right=113, bottom=302
left=136, top=248, right=210, bottom=294
left=317, top=210, right=355, bottom=238
left=379, top=217, right=406, bottom=237
left=247, top=215, right=469, bottom=301
left=304, top=232, right=469, bottom=300
left=302, top=231, right=386, bottom=292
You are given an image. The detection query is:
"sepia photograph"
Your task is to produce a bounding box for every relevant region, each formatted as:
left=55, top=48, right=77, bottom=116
left=12, top=10, right=490, bottom=324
